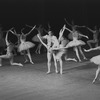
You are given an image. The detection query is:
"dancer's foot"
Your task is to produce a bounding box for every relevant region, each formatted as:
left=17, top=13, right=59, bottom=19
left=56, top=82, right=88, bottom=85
left=24, top=60, right=28, bottom=63
left=0, top=64, right=2, bottom=67
left=46, top=71, right=51, bottom=74
left=84, top=57, right=87, bottom=60
left=18, top=63, right=23, bottom=66
left=60, top=71, right=63, bottom=75
left=92, top=78, right=99, bottom=84
left=55, top=70, right=59, bottom=74
left=79, top=60, right=82, bottom=62
left=65, top=58, right=77, bottom=62
left=30, top=61, right=34, bottom=64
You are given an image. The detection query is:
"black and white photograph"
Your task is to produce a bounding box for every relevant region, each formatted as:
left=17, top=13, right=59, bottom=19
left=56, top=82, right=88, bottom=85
left=0, top=0, right=100, bottom=100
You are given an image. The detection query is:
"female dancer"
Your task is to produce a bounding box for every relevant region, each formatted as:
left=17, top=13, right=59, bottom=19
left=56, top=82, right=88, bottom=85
left=0, top=29, right=23, bottom=66
left=18, top=25, right=36, bottom=64
left=53, top=24, right=69, bottom=74
left=83, top=46, right=100, bottom=83
left=64, top=24, right=88, bottom=62
left=37, top=29, right=60, bottom=74
left=10, top=26, right=36, bottom=64
left=86, top=26, right=99, bottom=49
left=32, top=25, right=46, bottom=54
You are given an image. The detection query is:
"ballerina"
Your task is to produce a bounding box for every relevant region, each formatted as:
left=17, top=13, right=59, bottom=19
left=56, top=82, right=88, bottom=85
left=32, top=25, right=46, bottom=54
left=37, top=29, right=60, bottom=74
left=86, top=26, right=99, bottom=49
left=0, top=29, right=23, bottom=67
left=64, top=24, right=88, bottom=62
left=83, top=46, right=100, bottom=83
left=18, top=25, right=36, bottom=64
left=52, top=24, right=69, bottom=74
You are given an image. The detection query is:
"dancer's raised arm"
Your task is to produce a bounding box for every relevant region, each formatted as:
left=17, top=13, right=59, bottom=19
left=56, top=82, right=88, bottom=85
left=58, top=24, right=66, bottom=41
left=5, top=31, right=9, bottom=46
left=78, top=33, right=89, bottom=39
left=65, top=27, right=72, bottom=33
left=25, top=25, right=36, bottom=36
left=37, top=34, right=47, bottom=49
left=86, top=27, right=95, bottom=33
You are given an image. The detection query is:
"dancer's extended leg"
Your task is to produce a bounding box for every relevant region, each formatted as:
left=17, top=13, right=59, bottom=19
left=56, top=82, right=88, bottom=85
left=74, top=47, right=81, bottom=62
left=78, top=46, right=87, bottom=60
left=92, top=65, right=100, bottom=83
left=27, top=49, right=34, bottom=64
left=47, top=52, right=52, bottom=74
left=53, top=53, right=58, bottom=74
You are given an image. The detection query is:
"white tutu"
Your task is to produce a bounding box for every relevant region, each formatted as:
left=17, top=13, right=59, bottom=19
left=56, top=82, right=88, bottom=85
left=18, top=41, right=35, bottom=52
left=90, top=55, right=100, bottom=65
left=55, top=50, right=66, bottom=60
left=66, top=39, right=85, bottom=48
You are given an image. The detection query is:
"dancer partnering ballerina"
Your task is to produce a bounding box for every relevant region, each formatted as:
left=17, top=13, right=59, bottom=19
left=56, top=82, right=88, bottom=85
left=64, top=24, right=88, bottom=62
left=86, top=26, right=99, bottom=49
left=84, top=46, right=100, bottom=83
left=37, top=28, right=60, bottom=74
left=0, top=29, right=23, bottom=67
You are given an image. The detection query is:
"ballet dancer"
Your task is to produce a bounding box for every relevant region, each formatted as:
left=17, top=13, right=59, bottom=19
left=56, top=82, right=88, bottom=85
left=32, top=25, right=46, bottom=54
left=83, top=46, right=100, bottom=83
left=0, top=29, right=23, bottom=67
left=64, top=24, right=88, bottom=62
left=86, top=26, right=99, bottom=49
left=37, top=29, right=60, bottom=74
left=18, top=25, right=36, bottom=64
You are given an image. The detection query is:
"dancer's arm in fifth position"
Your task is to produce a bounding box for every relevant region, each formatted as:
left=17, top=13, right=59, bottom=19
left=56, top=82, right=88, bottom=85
left=25, top=25, right=36, bottom=36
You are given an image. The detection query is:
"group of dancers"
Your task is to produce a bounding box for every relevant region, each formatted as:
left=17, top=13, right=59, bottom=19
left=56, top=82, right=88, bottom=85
left=0, top=20, right=100, bottom=83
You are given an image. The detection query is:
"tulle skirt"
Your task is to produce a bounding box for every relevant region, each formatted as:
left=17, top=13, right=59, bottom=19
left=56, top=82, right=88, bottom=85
left=90, top=55, right=100, bottom=65
left=66, top=39, right=85, bottom=48
left=18, top=41, right=35, bottom=52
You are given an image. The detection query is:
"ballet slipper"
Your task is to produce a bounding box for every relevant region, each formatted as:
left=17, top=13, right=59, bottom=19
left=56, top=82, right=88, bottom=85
left=30, top=61, right=34, bottom=64
left=92, top=78, right=99, bottom=84
left=46, top=71, right=51, bottom=74
left=24, top=60, right=28, bottom=63
left=18, top=63, right=23, bottom=66
left=78, top=58, right=82, bottom=62
left=60, top=70, right=63, bottom=75
left=55, top=70, right=59, bottom=74
left=84, top=57, right=87, bottom=60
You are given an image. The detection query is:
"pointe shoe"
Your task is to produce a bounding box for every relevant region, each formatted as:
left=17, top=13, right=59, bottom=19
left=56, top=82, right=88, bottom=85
left=0, top=64, right=2, bottom=67
left=79, top=59, right=82, bottom=62
left=30, top=61, right=34, bottom=64
left=24, top=60, right=28, bottom=63
left=92, top=78, right=99, bottom=84
left=84, top=57, right=87, bottom=60
left=92, top=79, right=96, bottom=84
left=55, top=70, right=59, bottom=74
left=65, top=58, right=77, bottom=62
left=46, top=71, right=51, bottom=74
left=19, top=63, right=23, bottom=67
left=60, top=71, right=63, bottom=75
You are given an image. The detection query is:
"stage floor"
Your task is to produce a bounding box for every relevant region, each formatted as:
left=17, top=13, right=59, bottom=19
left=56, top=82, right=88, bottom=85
left=0, top=50, right=100, bottom=100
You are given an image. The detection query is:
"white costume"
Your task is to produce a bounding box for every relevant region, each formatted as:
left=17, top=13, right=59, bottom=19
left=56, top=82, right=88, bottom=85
left=66, top=31, right=85, bottom=48
left=90, top=55, right=100, bottom=65
left=42, top=34, right=59, bottom=49
left=18, top=34, right=35, bottom=52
